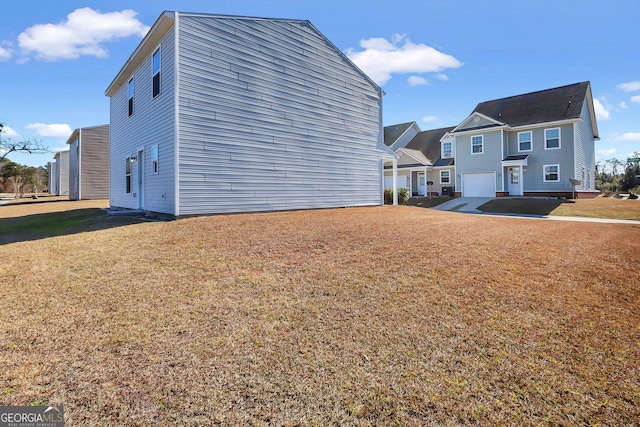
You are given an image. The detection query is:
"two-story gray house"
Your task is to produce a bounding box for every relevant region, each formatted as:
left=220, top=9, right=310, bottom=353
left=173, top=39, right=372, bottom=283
left=451, top=82, right=599, bottom=198
left=105, top=11, right=396, bottom=217
left=67, top=124, right=110, bottom=200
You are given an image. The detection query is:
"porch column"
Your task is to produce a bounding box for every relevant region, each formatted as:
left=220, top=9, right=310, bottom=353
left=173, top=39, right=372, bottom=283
left=424, top=166, right=428, bottom=196
left=392, top=160, right=398, bottom=205
left=520, top=166, right=524, bottom=196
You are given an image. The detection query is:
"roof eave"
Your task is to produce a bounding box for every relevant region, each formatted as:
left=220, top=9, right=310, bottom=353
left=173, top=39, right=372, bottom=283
left=105, top=12, right=175, bottom=97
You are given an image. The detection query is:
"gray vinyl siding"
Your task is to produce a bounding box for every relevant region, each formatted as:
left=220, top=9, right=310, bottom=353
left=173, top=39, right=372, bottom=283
left=454, top=130, right=502, bottom=193
left=109, top=28, right=176, bottom=213
left=516, top=125, right=574, bottom=192
left=457, top=115, right=497, bottom=131
left=55, top=151, right=70, bottom=196
left=68, top=138, right=80, bottom=200
left=79, top=126, right=110, bottom=199
left=49, top=161, right=57, bottom=194
left=574, top=100, right=596, bottom=190
left=176, top=15, right=383, bottom=215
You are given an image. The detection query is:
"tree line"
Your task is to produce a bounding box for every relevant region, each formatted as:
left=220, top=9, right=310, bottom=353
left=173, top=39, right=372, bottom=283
left=596, top=153, right=640, bottom=194
left=0, top=158, right=49, bottom=198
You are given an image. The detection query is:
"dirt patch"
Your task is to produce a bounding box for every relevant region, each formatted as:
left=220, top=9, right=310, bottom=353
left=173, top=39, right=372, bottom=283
left=1, top=206, right=639, bottom=425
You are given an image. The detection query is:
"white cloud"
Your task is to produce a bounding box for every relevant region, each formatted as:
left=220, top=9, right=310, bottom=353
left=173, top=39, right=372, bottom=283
left=26, top=123, right=72, bottom=138
left=346, top=33, right=462, bottom=86
left=435, top=73, right=449, bottom=81
left=17, top=7, right=149, bottom=61
left=422, top=115, right=439, bottom=123
left=408, top=76, right=429, bottom=86
left=619, top=101, right=629, bottom=109
left=631, top=95, right=640, bottom=104
left=618, top=132, right=640, bottom=141
left=597, top=149, right=617, bottom=157
left=617, top=81, right=640, bottom=92
left=0, top=45, right=12, bottom=61
left=0, top=125, right=20, bottom=138
left=593, top=98, right=610, bottom=121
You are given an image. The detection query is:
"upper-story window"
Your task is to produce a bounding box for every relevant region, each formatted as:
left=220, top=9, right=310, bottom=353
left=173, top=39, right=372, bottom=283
left=471, top=135, right=483, bottom=154
left=518, top=131, right=532, bottom=152
left=152, top=48, right=161, bottom=98
left=545, top=128, right=561, bottom=149
left=128, top=78, right=134, bottom=116
left=442, top=141, right=452, bottom=158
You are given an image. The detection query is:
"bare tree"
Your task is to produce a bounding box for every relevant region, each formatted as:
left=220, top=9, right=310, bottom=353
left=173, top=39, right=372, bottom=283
left=0, top=123, right=49, bottom=163
left=8, top=175, right=25, bottom=199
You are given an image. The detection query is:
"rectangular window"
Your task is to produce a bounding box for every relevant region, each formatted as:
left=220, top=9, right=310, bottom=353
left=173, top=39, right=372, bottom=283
left=518, top=131, right=532, bottom=152
left=471, top=135, right=483, bottom=154
left=545, top=128, right=560, bottom=149
left=442, top=141, right=452, bottom=158
left=128, top=78, right=134, bottom=116
left=152, top=145, right=159, bottom=174
left=152, top=48, right=161, bottom=98
left=543, top=164, right=559, bottom=182
left=440, top=170, right=450, bottom=184
left=125, top=157, right=132, bottom=193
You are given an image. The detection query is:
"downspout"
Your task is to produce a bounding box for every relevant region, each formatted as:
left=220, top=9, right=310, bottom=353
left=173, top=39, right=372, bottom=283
left=173, top=12, right=180, bottom=216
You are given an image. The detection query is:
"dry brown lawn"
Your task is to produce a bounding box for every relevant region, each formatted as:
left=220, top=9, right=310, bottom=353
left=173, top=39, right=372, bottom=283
left=1, top=204, right=639, bottom=426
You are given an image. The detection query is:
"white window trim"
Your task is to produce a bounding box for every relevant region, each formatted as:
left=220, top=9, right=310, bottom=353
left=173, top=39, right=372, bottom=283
left=152, top=145, right=159, bottom=175
left=442, top=141, right=453, bottom=158
left=517, top=131, right=533, bottom=152
left=152, top=46, right=161, bottom=99
left=543, top=164, right=560, bottom=182
left=440, top=170, right=451, bottom=184
left=544, top=127, right=561, bottom=150
left=471, top=135, right=483, bottom=155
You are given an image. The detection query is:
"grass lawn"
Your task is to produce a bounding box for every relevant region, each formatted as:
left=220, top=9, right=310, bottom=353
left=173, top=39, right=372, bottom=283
left=1, top=204, right=639, bottom=425
left=478, top=197, right=640, bottom=220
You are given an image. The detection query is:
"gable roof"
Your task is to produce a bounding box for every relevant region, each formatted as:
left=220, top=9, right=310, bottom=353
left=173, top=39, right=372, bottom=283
left=404, top=126, right=455, bottom=166
left=106, top=11, right=381, bottom=97
left=384, top=122, right=418, bottom=147
left=469, top=82, right=591, bottom=129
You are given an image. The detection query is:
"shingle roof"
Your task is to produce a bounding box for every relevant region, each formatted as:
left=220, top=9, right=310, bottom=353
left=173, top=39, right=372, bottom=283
left=404, top=126, right=455, bottom=165
left=470, top=82, right=590, bottom=128
left=384, top=122, right=415, bottom=147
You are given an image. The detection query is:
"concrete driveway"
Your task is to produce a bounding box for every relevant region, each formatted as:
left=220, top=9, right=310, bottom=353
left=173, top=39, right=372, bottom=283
left=432, top=197, right=495, bottom=213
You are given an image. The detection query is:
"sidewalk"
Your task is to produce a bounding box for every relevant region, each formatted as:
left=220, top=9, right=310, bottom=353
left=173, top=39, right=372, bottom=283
left=431, top=197, right=640, bottom=225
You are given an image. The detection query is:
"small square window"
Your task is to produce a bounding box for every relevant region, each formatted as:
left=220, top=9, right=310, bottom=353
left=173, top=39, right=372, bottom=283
left=544, top=164, right=559, bottom=182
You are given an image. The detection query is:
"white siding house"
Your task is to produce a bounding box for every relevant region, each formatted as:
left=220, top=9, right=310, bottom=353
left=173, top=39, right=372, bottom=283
left=105, top=11, right=395, bottom=217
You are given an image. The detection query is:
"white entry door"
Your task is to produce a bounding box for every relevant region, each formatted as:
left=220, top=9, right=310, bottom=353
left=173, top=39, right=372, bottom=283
left=418, top=173, right=426, bottom=196
left=508, top=167, right=522, bottom=196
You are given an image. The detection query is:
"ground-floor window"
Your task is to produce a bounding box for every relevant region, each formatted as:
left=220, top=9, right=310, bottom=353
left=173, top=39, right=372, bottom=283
left=543, top=164, right=559, bottom=182
left=440, top=170, right=450, bottom=184
left=126, top=157, right=132, bottom=193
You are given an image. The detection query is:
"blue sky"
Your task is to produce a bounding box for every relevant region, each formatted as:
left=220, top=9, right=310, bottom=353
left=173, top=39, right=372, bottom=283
left=1, top=0, right=639, bottom=168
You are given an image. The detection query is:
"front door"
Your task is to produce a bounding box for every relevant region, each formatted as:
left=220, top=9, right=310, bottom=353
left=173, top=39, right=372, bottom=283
left=508, top=167, right=521, bottom=196
left=137, top=150, right=144, bottom=209
left=418, top=172, right=426, bottom=196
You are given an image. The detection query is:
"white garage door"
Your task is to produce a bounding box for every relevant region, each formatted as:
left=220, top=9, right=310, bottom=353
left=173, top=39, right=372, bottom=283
left=462, top=172, right=495, bottom=197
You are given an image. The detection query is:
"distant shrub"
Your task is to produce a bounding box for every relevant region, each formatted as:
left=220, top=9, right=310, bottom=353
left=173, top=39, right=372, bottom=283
left=629, top=193, right=638, bottom=199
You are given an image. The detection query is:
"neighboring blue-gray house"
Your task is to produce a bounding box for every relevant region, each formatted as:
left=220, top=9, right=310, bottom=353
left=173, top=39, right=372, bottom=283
left=105, top=11, right=397, bottom=217
left=450, top=82, right=599, bottom=198
left=52, top=150, right=69, bottom=196
left=383, top=124, right=456, bottom=197
left=67, top=124, right=110, bottom=200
